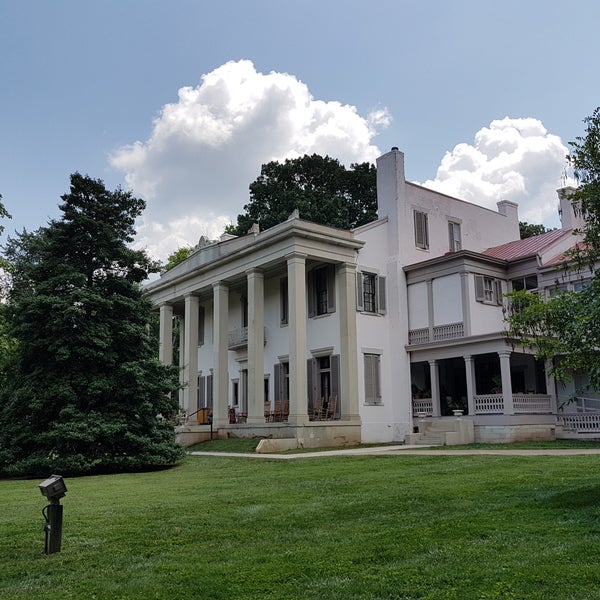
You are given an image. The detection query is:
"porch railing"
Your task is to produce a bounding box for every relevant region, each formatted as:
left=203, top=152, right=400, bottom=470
left=474, top=394, right=504, bottom=414
left=558, top=413, right=600, bottom=432
left=513, top=394, right=553, bottom=414
left=228, top=326, right=267, bottom=349
left=408, top=322, right=464, bottom=345
left=412, top=398, right=433, bottom=416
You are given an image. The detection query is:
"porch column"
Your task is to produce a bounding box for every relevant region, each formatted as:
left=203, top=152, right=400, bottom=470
left=183, top=295, right=199, bottom=414
left=498, top=350, right=514, bottom=415
left=213, top=282, right=230, bottom=427
left=464, top=355, right=476, bottom=415
left=338, top=262, right=360, bottom=421
left=287, top=252, right=308, bottom=424
left=246, top=268, right=265, bottom=424
left=159, top=303, right=173, bottom=365
left=545, top=359, right=558, bottom=413
left=428, top=360, right=441, bottom=417
left=426, top=279, right=434, bottom=342
left=178, top=316, right=185, bottom=408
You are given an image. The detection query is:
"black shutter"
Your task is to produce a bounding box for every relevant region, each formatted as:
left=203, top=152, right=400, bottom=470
left=331, top=354, right=340, bottom=418
left=326, top=265, right=336, bottom=313
left=356, top=272, right=364, bottom=311
left=376, top=275, right=386, bottom=315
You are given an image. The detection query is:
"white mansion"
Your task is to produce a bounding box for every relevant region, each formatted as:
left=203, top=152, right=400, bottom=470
left=146, top=148, right=597, bottom=449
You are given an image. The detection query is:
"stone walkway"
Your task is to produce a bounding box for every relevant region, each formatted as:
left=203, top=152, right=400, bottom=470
left=188, top=445, right=600, bottom=460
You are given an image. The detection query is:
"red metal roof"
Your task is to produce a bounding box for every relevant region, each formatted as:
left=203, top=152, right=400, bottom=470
left=482, top=228, right=573, bottom=261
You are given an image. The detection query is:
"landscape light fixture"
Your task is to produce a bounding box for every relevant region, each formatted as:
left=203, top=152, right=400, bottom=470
left=39, top=475, right=67, bottom=554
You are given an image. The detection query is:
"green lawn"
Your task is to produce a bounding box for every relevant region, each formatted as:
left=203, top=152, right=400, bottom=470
left=2, top=453, right=600, bottom=599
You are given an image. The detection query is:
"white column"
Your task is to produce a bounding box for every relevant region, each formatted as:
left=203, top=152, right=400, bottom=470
left=287, top=253, right=308, bottom=424
left=159, top=304, right=173, bottom=365
left=499, top=350, right=514, bottom=414
left=545, top=359, right=557, bottom=413
left=464, top=355, right=476, bottom=415
left=213, top=282, right=230, bottom=427
left=426, top=279, right=434, bottom=342
left=338, top=263, right=360, bottom=421
left=178, top=316, right=185, bottom=408
left=246, top=268, right=265, bottom=424
left=183, top=295, right=199, bottom=414
left=429, top=360, right=441, bottom=417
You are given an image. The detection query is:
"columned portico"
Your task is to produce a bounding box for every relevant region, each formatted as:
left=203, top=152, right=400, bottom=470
left=246, top=268, right=265, bottom=424
left=183, top=295, right=199, bottom=414
left=286, top=253, right=308, bottom=424
left=338, top=262, right=360, bottom=421
left=213, top=282, right=229, bottom=427
left=159, top=303, right=173, bottom=365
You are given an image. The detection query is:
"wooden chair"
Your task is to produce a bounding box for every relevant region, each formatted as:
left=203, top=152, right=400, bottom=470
left=325, top=396, right=337, bottom=420
left=310, top=397, right=324, bottom=420
left=282, top=400, right=289, bottom=422
left=264, top=401, right=273, bottom=422
left=273, top=400, right=283, bottom=422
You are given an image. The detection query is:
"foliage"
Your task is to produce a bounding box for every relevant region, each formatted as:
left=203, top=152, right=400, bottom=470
left=226, top=154, right=377, bottom=236
left=507, top=279, right=600, bottom=389
left=519, top=221, right=550, bottom=239
left=3, top=453, right=600, bottom=599
left=507, top=108, right=600, bottom=390
left=0, top=174, right=184, bottom=477
left=565, top=106, right=600, bottom=266
left=163, top=245, right=194, bottom=271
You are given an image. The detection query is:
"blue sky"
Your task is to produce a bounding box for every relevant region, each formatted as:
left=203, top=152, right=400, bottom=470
left=1, top=0, right=599, bottom=260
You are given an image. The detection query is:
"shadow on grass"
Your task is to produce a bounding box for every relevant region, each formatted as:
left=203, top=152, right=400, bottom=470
left=545, top=485, right=600, bottom=509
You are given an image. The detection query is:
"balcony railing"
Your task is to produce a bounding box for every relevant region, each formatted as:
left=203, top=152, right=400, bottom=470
left=228, top=326, right=267, bottom=349
left=408, top=322, right=465, bottom=345
left=412, top=398, right=433, bottom=416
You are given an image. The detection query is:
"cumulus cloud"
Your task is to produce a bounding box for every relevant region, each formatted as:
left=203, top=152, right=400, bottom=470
left=110, top=60, right=389, bottom=261
left=420, top=117, right=574, bottom=227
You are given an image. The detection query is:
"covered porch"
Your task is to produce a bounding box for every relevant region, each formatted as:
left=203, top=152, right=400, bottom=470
left=411, top=349, right=554, bottom=417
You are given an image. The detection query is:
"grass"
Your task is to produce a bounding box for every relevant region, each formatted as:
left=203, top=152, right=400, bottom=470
left=3, top=453, right=600, bottom=599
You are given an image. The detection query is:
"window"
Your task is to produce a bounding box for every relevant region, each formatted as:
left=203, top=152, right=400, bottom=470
left=280, top=277, right=288, bottom=325
left=356, top=271, right=387, bottom=314
left=308, top=265, right=335, bottom=317
left=574, top=280, right=591, bottom=292
left=198, top=306, right=205, bottom=345
left=307, top=354, right=340, bottom=418
left=364, top=353, right=382, bottom=405
left=414, top=210, right=429, bottom=250
left=448, top=221, right=461, bottom=252
left=241, top=296, right=248, bottom=327
left=274, top=362, right=290, bottom=402
left=474, top=275, right=502, bottom=305
left=511, top=275, right=538, bottom=292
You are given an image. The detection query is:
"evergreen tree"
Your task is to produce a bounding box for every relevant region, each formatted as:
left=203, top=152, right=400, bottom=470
left=0, top=174, right=183, bottom=476
left=227, top=154, right=377, bottom=235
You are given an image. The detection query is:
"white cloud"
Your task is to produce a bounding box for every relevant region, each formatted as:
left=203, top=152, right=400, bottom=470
left=110, top=60, right=389, bottom=261
left=420, top=117, right=574, bottom=227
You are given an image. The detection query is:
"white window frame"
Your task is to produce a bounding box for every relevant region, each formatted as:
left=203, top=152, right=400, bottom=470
left=414, top=210, right=429, bottom=250
left=474, top=275, right=502, bottom=305
left=363, top=352, right=382, bottom=405
left=448, top=221, right=461, bottom=252
left=356, top=270, right=386, bottom=315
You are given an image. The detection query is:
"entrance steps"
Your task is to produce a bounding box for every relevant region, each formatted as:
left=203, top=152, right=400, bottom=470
left=406, top=417, right=475, bottom=446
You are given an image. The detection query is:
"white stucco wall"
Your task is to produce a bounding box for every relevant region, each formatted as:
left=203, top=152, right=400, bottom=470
left=467, top=275, right=507, bottom=336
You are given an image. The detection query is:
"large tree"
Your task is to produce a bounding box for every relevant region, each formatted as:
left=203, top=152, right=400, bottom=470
left=507, top=108, right=600, bottom=391
left=0, top=174, right=183, bottom=476
left=227, top=154, right=377, bottom=236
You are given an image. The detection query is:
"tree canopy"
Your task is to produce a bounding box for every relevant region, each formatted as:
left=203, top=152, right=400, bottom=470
left=519, top=221, right=551, bottom=239
left=0, top=174, right=183, bottom=476
left=226, top=154, right=377, bottom=236
left=507, top=107, right=600, bottom=392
